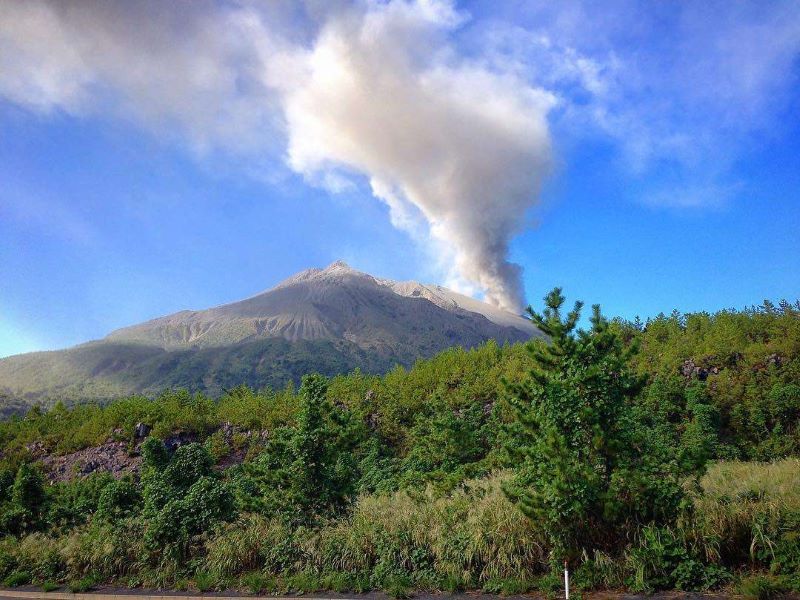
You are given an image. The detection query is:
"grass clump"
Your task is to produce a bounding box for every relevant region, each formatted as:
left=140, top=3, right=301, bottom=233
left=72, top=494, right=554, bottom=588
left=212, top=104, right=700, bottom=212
left=383, top=574, right=412, bottom=599
left=241, top=571, right=275, bottom=594
left=173, top=578, right=189, bottom=591
left=690, top=459, right=800, bottom=569
left=3, top=570, right=31, bottom=587
left=283, top=571, right=321, bottom=594
left=41, top=580, right=59, bottom=592
left=482, top=576, right=532, bottom=596
left=68, top=574, right=97, bottom=593
left=738, top=574, right=790, bottom=600
left=193, top=570, right=217, bottom=592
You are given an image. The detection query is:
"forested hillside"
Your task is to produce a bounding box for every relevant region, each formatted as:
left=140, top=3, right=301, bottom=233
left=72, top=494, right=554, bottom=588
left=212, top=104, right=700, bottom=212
left=0, top=294, right=797, bottom=596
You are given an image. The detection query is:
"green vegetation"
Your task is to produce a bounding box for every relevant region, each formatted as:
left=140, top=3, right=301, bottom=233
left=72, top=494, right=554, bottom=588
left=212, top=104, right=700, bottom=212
left=0, top=292, right=797, bottom=594
left=504, top=290, right=684, bottom=566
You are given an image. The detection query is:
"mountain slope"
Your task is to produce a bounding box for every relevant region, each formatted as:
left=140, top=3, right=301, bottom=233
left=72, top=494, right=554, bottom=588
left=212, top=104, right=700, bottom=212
left=0, top=261, right=541, bottom=413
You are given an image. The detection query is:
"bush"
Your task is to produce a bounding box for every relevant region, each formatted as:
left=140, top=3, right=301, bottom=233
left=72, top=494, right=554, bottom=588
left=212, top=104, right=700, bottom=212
left=383, top=573, right=412, bottom=599
left=204, top=514, right=297, bottom=576
left=625, top=525, right=730, bottom=592
left=96, top=479, right=140, bottom=522
left=140, top=437, right=169, bottom=471
left=142, top=443, right=235, bottom=561
left=41, top=580, right=59, bottom=592
left=194, top=570, right=217, bottom=592
left=68, top=574, right=97, bottom=593
left=4, top=570, right=31, bottom=587
left=241, top=571, right=275, bottom=594
left=738, top=574, right=790, bottom=600
left=481, top=577, right=532, bottom=595
left=0, top=539, right=18, bottom=580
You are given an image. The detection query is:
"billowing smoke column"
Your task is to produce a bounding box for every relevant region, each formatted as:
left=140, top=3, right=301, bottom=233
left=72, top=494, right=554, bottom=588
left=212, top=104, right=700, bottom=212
left=0, top=0, right=554, bottom=313
left=269, top=2, right=554, bottom=312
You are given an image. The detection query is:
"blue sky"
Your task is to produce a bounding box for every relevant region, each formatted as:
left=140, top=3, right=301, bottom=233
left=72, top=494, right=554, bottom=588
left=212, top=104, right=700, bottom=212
left=1, top=0, right=799, bottom=357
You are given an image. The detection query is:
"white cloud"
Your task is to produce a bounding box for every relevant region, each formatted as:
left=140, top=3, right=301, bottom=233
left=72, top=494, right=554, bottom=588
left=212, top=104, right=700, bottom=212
left=1, top=0, right=797, bottom=307
left=0, top=0, right=555, bottom=313
left=475, top=1, right=800, bottom=178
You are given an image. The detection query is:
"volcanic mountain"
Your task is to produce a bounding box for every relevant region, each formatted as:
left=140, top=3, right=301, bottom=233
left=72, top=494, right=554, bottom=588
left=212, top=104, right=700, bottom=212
left=0, top=261, right=541, bottom=414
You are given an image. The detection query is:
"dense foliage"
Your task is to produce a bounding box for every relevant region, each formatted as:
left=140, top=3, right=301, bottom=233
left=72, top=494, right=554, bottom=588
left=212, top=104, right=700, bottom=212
left=504, top=290, right=685, bottom=564
left=0, top=293, right=797, bottom=595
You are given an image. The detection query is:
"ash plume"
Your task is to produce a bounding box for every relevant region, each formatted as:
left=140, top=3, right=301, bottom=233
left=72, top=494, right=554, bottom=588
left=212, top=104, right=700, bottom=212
left=0, top=0, right=555, bottom=312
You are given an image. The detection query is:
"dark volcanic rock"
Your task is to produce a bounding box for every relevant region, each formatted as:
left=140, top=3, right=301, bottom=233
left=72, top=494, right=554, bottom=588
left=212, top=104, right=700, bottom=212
left=41, top=441, right=141, bottom=483
left=134, top=422, right=152, bottom=438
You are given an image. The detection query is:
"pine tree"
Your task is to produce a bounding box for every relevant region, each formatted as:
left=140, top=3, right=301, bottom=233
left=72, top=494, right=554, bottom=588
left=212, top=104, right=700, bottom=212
left=504, top=288, right=685, bottom=565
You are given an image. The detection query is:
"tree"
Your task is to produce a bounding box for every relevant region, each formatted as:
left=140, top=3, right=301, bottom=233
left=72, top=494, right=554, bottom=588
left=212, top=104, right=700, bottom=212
left=141, top=442, right=234, bottom=559
left=96, top=478, right=141, bottom=522
left=235, top=374, right=359, bottom=521
left=504, top=288, right=685, bottom=565
left=287, top=374, right=356, bottom=516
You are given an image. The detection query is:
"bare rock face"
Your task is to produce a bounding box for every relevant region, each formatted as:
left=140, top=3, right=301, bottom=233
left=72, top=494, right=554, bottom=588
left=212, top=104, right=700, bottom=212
left=104, top=261, right=540, bottom=350
left=680, top=358, right=721, bottom=381
left=41, top=441, right=142, bottom=483
left=766, top=353, right=784, bottom=368
left=36, top=425, right=259, bottom=482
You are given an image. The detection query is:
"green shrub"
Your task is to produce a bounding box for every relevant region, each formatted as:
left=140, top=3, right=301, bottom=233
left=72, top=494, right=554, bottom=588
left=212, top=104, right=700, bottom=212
left=194, top=570, right=217, bottom=592
left=481, top=576, right=532, bottom=595
left=140, top=437, right=169, bottom=471
left=241, top=571, right=275, bottom=594
left=96, top=479, right=140, bottom=522
left=0, top=540, right=18, bottom=579
left=163, top=443, right=214, bottom=489
left=68, top=574, right=97, bottom=593
left=142, top=443, right=235, bottom=561
left=738, top=574, right=790, bottom=600
left=383, top=573, right=412, bottom=599
left=625, top=525, right=730, bottom=592
left=41, top=580, right=59, bottom=592
left=284, top=571, right=321, bottom=594
left=771, top=524, right=800, bottom=588
left=4, top=570, right=31, bottom=587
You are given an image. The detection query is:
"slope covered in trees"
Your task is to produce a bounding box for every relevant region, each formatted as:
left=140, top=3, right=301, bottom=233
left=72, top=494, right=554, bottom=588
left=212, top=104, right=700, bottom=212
left=0, top=294, right=797, bottom=595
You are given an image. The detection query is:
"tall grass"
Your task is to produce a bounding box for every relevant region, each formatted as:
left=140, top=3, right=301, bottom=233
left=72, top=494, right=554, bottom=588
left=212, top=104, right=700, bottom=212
left=1, top=460, right=798, bottom=592
left=688, top=459, right=800, bottom=566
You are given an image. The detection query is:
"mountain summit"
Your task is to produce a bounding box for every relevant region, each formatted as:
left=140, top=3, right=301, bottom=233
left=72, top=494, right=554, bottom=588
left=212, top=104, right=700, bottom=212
left=106, top=261, right=538, bottom=349
left=0, top=262, right=540, bottom=414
